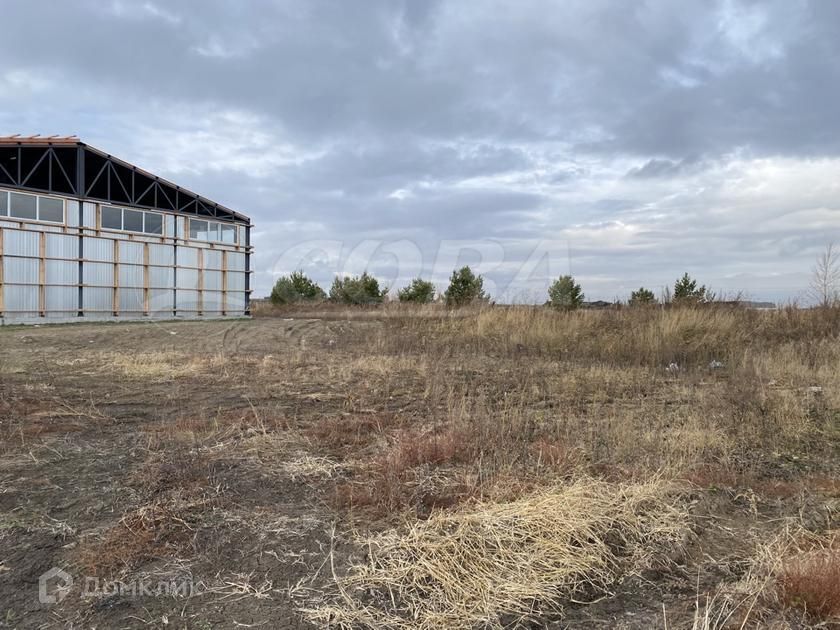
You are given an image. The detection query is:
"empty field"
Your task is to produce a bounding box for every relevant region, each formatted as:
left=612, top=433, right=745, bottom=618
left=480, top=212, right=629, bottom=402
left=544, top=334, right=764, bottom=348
left=1, top=306, right=839, bottom=628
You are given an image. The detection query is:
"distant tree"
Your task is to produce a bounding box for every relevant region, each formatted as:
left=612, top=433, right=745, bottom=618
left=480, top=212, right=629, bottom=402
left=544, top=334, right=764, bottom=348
left=270, top=271, right=326, bottom=305
left=329, top=272, right=387, bottom=304
left=809, top=242, right=840, bottom=307
left=444, top=266, right=487, bottom=307
left=547, top=275, right=584, bottom=310
left=673, top=273, right=706, bottom=303
left=398, top=278, right=436, bottom=304
left=629, top=287, right=657, bottom=306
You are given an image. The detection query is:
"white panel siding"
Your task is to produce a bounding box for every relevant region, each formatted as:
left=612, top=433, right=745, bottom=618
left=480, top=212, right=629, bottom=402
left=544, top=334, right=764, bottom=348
left=5, top=285, right=38, bottom=312
left=226, top=271, right=246, bottom=292
left=46, top=233, right=77, bottom=259
left=119, top=241, right=144, bottom=265
left=83, top=202, right=97, bottom=227
left=118, top=264, right=144, bottom=288
left=83, top=287, right=112, bottom=312
left=176, top=289, right=200, bottom=311
left=149, top=267, right=174, bottom=288
left=176, top=268, right=199, bottom=289
left=45, top=286, right=78, bottom=312
left=66, top=201, right=80, bottom=227
left=118, top=288, right=144, bottom=313
left=203, top=291, right=224, bottom=312
left=4, top=230, right=39, bottom=257
left=228, top=252, right=246, bottom=271
left=46, top=260, right=77, bottom=285
left=4, top=257, right=38, bottom=284
left=204, top=249, right=222, bottom=270
left=149, top=289, right=174, bottom=313
left=204, top=270, right=222, bottom=291
left=149, top=244, right=174, bottom=266
left=84, top=237, right=113, bottom=262
left=83, top=262, right=113, bottom=287
left=178, top=247, right=198, bottom=268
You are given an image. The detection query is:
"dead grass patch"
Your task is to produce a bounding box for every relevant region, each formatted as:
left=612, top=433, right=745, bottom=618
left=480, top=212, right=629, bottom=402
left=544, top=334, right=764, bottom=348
left=307, top=478, right=690, bottom=628
left=778, top=548, right=840, bottom=622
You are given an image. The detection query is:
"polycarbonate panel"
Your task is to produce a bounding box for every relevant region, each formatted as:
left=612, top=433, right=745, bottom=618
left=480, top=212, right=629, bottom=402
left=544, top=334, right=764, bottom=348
left=176, top=268, right=198, bottom=289
left=4, top=285, right=38, bottom=312
left=149, top=267, right=174, bottom=289
left=227, top=292, right=246, bottom=313
left=178, top=247, right=198, bottom=268
left=83, top=202, right=97, bottom=228
left=237, top=225, right=246, bottom=245
left=176, top=216, right=185, bottom=239
left=119, top=241, right=144, bottom=265
left=83, top=287, right=112, bottom=312
left=148, top=289, right=173, bottom=313
left=4, top=257, right=38, bottom=284
left=46, top=233, right=77, bottom=259
left=66, top=201, right=79, bottom=227
left=84, top=237, right=113, bottom=262
left=227, top=252, right=246, bottom=272
left=226, top=271, right=246, bottom=291
left=176, top=289, right=199, bottom=311
left=118, top=288, right=144, bottom=312
left=83, top=262, right=113, bottom=287
left=118, top=264, right=144, bottom=288
left=45, top=286, right=77, bottom=312
left=149, top=244, right=174, bottom=266
left=165, top=215, right=176, bottom=238
left=4, top=229, right=39, bottom=257
left=46, top=260, right=77, bottom=285
left=204, top=249, right=222, bottom=270
left=202, top=291, right=224, bottom=312
left=204, top=270, right=222, bottom=291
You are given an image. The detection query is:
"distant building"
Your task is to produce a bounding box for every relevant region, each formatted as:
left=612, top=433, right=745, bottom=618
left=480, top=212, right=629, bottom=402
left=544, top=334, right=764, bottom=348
left=0, top=136, right=252, bottom=323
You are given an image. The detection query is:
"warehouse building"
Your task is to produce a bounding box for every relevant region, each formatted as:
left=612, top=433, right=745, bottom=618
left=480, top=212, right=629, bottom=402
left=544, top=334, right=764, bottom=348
left=0, top=136, right=251, bottom=323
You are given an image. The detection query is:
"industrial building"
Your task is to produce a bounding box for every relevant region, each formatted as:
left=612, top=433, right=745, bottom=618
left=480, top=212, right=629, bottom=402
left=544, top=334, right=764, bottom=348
left=0, top=136, right=251, bottom=323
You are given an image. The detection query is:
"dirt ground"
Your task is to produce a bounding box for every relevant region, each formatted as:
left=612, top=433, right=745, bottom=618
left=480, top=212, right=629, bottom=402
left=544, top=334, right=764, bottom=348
left=0, top=311, right=838, bottom=629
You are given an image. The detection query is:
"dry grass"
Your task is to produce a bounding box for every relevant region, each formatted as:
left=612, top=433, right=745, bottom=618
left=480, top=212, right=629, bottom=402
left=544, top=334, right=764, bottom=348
left=306, top=478, right=689, bottom=629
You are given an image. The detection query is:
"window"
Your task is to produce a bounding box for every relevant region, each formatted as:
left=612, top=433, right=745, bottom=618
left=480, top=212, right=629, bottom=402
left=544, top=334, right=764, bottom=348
left=123, top=209, right=143, bottom=232
left=189, top=218, right=237, bottom=243
left=10, top=192, right=37, bottom=220
left=189, top=219, right=209, bottom=240
left=39, top=197, right=64, bottom=223
left=100, top=205, right=165, bottom=235
left=102, top=206, right=123, bottom=229
left=0, top=191, right=7, bottom=216
left=144, top=212, right=163, bottom=235
left=220, top=224, right=236, bottom=244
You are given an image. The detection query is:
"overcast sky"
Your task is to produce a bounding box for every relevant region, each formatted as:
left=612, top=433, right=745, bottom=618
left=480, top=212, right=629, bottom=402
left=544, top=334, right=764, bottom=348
left=3, top=0, right=839, bottom=302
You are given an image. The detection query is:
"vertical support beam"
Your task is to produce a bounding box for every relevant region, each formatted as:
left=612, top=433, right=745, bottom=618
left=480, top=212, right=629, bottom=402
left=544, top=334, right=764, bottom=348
left=112, top=239, right=119, bottom=316
left=244, top=224, right=251, bottom=316
left=143, top=242, right=150, bottom=316
left=197, top=247, right=204, bottom=316
left=77, top=145, right=85, bottom=317
left=0, top=227, right=4, bottom=317
left=221, top=249, right=227, bottom=316
left=38, top=231, right=46, bottom=317
left=173, top=230, right=178, bottom=318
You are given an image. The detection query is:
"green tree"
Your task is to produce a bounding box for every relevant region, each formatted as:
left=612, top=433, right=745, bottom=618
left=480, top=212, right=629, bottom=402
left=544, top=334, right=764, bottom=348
left=398, top=278, right=436, bottom=304
left=673, top=273, right=706, bottom=303
left=547, top=275, right=584, bottom=310
left=270, top=271, right=326, bottom=305
left=629, top=287, right=657, bottom=306
left=329, top=272, right=387, bottom=304
left=444, top=266, right=487, bottom=307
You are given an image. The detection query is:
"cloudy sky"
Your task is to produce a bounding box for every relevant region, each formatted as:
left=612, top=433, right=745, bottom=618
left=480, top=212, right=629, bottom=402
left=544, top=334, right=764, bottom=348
left=3, top=0, right=839, bottom=302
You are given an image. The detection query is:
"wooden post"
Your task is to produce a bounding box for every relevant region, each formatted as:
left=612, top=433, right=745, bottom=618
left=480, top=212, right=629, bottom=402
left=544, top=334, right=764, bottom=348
left=113, top=239, right=119, bottom=316
left=38, top=231, right=46, bottom=317
left=221, top=249, right=227, bottom=316
left=197, top=248, right=204, bottom=316
left=143, top=242, right=150, bottom=315
left=0, top=227, right=4, bottom=317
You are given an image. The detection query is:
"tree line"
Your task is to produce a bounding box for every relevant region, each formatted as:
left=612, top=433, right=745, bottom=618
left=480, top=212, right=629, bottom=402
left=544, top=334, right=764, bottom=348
left=270, top=267, right=714, bottom=309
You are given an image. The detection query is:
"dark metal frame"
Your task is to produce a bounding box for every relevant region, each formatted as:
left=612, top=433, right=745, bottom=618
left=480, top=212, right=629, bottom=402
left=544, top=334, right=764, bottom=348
left=0, top=140, right=249, bottom=225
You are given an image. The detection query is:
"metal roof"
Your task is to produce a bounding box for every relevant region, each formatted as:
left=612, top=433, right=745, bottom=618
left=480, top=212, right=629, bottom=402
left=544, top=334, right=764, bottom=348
left=0, top=136, right=249, bottom=224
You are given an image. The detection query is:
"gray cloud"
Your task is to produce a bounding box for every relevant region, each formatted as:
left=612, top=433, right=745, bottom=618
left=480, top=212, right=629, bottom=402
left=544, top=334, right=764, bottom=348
left=2, top=0, right=840, bottom=302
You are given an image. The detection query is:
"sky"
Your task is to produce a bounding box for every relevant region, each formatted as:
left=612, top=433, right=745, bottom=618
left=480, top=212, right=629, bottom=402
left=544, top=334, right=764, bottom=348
left=2, top=0, right=840, bottom=303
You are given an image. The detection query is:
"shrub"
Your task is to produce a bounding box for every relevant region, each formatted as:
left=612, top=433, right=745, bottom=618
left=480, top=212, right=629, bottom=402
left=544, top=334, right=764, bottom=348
left=269, top=271, right=326, bottom=305
left=398, top=278, right=436, bottom=304
left=445, top=266, right=488, bottom=307
left=629, top=287, right=657, bottom=306
left=673, top=273, right=706, bottom=303
left=547, top=275, right=584, bottom=310
left=329, top=272, right=387, bottom=305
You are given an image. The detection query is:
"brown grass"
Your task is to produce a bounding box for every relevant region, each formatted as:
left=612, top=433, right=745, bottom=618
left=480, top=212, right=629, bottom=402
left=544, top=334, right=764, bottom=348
left=778, top=547, right=840, bottom=622
left=306, top=478, right=689, bottom=629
